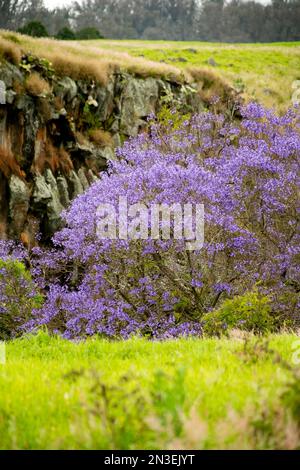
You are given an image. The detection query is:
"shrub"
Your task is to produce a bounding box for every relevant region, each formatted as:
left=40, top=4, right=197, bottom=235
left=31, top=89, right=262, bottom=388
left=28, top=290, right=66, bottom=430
left=27, top=104, right=300, bottom=339
left=82, top=102, right=101, bottom=129
left=203, top=290, right=275, bottom=336
left=18, top=21, right=49, bottom=38
left=20, top=55, right=55, bottom=80
left=25, top=72, right=51, bottom=97
left=76, top=27, right=103, bottom=40
left=56, top=27, right=76, bottom=41
left=0, top=258, right=43, bottom=340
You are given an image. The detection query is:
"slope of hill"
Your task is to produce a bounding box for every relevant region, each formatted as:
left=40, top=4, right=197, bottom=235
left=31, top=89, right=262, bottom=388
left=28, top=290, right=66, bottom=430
left=82, top=39, right=300, bottom=111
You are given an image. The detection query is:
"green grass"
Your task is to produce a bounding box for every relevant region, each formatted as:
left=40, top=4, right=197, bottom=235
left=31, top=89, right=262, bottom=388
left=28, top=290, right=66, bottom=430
left=0, top=332, right=298, bottom=449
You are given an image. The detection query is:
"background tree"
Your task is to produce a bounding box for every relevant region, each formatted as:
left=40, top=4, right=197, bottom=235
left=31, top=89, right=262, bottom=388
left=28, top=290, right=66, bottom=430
left=18, top=20, right=49, bottom=37
left=0, top=0, right=27, bottom=29
left=56, top=27, right=76, bottom=40
left=76, top=26, right=103, bottom=39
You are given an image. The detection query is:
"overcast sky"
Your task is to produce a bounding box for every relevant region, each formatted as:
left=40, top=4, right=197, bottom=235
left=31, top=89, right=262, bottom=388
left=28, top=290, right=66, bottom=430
left=44, top=0, right=270, bottom=9
left=44, top=0, right=73, bottom=8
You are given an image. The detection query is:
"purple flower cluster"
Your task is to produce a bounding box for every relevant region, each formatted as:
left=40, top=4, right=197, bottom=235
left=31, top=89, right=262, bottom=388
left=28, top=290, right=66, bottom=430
left=24, top=104, right=300, bottom=338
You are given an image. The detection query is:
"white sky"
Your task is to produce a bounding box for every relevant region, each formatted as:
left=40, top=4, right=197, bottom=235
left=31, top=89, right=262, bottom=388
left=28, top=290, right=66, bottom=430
left=44, top=0, right=74, bottom=8
left=44, top=0, right=270, bottom=9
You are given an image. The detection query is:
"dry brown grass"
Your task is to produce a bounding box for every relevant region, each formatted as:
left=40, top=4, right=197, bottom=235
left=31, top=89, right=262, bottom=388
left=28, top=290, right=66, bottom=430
left=58, top=147, right=74, bottom=174
left=45, top=51, right=112, bottom=86
left=88, top=129, right=113, bottom=147
left=0, top=221, right=7, bottom=239
left=25, top=72, right=51, bottom=97
left=0, top=146, right=24, bottom=179
left=1, top=32, right=21, bottom=44
left=0, top=31, right=192, bottom=85
left=37, top=98, right=53, bottom=121
left=61, top=42, right=189, bottom=82
left=53, top=95, right=64, bottom=111
left=32, top=140, right=57, bottom=174
left=12, top=78, right=24, bottom=95
left=188, top=67, right=235, bottom=104
left=147, top=402, right=300, bottom=450
left=75, top=131, right=89, bottom=145
left=0, top=37, right=22, bottom=65
left=32, top=140, right=73, bottom=175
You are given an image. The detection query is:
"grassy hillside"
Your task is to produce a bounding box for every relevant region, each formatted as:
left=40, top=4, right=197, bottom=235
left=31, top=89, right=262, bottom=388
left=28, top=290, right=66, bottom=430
left=84, top=39, right=300, bottom=112
left=0, top=332, right=299, bottom=449
left=1, top=32, right=299, bottom=111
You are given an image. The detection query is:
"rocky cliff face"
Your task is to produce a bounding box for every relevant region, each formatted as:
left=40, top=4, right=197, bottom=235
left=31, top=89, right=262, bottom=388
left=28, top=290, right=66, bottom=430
left=0, top=58, right=204, bottom=245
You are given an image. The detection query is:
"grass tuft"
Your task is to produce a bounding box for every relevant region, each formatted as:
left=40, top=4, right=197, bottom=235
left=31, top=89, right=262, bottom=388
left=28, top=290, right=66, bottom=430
left=188, top=66, right=235, bottom=104
left=25, top=72, right=51, bottom=96
left=88, top=129, right=113, bottom=147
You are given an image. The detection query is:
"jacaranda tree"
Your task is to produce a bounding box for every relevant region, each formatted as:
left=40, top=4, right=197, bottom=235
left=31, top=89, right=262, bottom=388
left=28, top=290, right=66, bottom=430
left=14, top=104, right=300, bottom=338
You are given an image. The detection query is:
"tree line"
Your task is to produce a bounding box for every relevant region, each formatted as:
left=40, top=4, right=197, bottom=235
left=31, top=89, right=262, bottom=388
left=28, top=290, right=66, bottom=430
left=1, top=0, right=299, bottom=42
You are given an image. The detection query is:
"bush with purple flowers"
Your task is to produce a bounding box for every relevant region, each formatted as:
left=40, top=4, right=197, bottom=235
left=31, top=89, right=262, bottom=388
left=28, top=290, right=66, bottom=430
left=22, top=103, right=299, bottom=340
